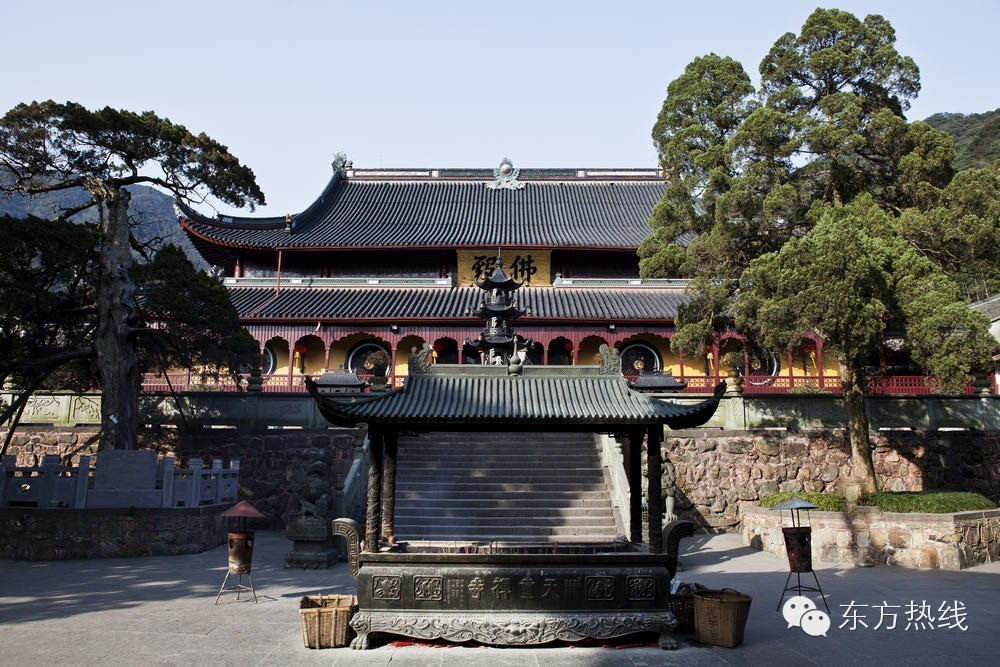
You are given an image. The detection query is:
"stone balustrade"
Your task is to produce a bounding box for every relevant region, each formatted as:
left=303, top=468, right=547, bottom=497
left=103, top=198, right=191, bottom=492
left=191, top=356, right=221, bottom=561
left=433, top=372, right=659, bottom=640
left=4, top=391, right=998, bottom=432
left=0, top=451, right=238, bottom=509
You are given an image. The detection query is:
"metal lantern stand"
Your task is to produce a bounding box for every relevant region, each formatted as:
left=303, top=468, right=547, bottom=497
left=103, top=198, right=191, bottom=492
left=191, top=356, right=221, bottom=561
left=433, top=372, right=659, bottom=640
left=216, top=500, right=265, bottom=604
left=772, top=496, right=830, bottom=613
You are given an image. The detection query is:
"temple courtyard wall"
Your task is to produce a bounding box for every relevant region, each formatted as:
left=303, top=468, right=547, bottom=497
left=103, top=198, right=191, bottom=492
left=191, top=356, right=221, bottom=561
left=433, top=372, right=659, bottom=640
left=3, top=392, right=998, bottom=562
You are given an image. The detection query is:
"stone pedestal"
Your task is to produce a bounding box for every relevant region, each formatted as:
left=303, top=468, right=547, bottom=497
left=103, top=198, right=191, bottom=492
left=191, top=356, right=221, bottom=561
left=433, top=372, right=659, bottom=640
left=284, top=514, right=339, bottom=569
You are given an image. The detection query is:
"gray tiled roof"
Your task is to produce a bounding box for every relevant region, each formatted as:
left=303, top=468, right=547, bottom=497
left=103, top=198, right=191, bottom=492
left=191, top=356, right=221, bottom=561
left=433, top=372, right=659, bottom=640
left=229, top=286, right=687, bottom=320
left=970, top=295, right=1000, bottom=321
left=180, top=178, right=666, bottom=250
left=308, top=366, right=725, bottom=429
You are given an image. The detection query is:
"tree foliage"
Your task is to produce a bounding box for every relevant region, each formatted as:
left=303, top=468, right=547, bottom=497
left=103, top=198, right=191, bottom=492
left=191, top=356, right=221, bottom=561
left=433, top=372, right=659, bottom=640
left=925, top=108, right=1000, bottom=171
left=641, top=9, right=966, bottom=359
left=895, top=161, right=1000, bottom=300
left=735, top=196, right=993, bottom=489
left=736, top=196, right=992, bottom=390
left=134, top=245, right=260, bottom=380
left=0, top=216, right=98, bottom=393
left=0, top=100, right=264, bottom=450
left=0, top=101, right=264, bottom=210
left=641, top=9, right=996, bottom=491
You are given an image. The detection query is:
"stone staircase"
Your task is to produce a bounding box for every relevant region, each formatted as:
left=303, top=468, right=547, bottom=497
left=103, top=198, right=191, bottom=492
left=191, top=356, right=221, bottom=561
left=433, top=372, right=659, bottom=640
left=393, top=432, right=621, bottom=543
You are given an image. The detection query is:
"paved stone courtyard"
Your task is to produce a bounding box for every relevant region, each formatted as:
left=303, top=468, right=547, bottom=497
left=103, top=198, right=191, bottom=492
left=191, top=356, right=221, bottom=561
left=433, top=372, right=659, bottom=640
left=1, top=530, right=998, bottom=665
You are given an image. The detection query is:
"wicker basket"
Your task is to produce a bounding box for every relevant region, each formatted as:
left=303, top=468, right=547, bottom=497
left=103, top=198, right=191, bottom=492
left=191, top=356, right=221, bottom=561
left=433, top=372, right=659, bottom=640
left=299, top=594, right=357, bottom=649
left=693, top=588, right=752, bottom=648
left=666, top=583, right=708, bottom=633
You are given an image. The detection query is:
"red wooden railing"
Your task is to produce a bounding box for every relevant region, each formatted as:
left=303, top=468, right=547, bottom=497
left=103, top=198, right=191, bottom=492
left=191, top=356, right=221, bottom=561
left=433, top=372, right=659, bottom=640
left=143, top=371, right=992, bottom=395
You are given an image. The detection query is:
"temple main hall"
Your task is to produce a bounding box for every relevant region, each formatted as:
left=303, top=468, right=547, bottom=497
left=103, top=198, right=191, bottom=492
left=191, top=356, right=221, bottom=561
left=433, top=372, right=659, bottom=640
left=173, top=157, right=840, bottom=392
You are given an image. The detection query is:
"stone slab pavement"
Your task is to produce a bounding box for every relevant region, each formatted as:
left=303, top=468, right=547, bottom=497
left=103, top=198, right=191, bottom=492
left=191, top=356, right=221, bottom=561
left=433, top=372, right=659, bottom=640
left=1, top=529, right=998, bottom=666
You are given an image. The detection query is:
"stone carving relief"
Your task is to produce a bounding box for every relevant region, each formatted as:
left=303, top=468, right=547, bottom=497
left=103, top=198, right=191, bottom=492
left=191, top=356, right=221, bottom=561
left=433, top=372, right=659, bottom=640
left=349, top=610, right=678, bottom=650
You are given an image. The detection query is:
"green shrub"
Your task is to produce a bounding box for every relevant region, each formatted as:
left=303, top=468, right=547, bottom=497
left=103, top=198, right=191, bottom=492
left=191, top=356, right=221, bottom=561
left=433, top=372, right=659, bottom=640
left=788, top=384, right=825, bottom=394
left=860, top=491, right=997, bottom=513
left=758, top=491, right=846, bottom=512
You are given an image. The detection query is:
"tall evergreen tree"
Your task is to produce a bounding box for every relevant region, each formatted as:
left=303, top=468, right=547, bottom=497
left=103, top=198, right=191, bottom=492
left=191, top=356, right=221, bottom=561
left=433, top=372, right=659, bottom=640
left=641, top=9, right=995, bottom=489
left=736, top=197, right=993, bottom=490
left=0, top=101, right=264, bottom=450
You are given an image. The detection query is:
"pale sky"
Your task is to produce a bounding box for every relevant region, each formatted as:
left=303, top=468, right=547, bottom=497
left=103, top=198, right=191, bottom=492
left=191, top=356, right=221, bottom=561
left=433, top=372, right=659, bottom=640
left=3, top=1, right=998, bottom=216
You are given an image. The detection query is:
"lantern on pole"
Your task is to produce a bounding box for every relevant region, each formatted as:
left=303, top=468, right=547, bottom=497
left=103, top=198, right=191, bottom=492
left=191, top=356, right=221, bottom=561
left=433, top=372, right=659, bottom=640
left=771, top=496, right=829, bottom=613
left=293, top=342, right=308, bottom=373
left=215, top=500, right=265, bottom=604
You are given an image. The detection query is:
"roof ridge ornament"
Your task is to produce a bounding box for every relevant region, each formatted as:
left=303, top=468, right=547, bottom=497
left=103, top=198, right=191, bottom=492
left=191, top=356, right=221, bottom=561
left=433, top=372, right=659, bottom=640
left=598, top=344, right=622, bottom=375
left=487, top=157, right=524, bottom=190
left=332, top=151, right=353, bottom=172
left=409, top=342, right=433, bottom=375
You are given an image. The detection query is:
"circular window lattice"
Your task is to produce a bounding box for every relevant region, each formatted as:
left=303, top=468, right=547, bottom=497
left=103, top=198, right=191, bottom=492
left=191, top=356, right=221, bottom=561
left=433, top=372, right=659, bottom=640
left=261, top=344, right=278, bottom=375
left=620, top=342, right=662, bottom=379
left=346, top=341, right=391, bottom=376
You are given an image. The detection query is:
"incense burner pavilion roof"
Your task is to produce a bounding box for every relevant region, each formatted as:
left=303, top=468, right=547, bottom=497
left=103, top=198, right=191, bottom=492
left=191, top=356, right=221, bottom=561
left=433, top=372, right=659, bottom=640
left=226, top=283, right=688, bottom=321
left=178, top=168, right=666, bottom=251
left=307, top=365, right=725, bottom=430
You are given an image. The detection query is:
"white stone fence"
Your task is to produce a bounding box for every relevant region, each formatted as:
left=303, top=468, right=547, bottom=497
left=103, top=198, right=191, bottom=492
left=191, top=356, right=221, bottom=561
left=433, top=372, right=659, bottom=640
left=0, top=451, right=239, bottom=510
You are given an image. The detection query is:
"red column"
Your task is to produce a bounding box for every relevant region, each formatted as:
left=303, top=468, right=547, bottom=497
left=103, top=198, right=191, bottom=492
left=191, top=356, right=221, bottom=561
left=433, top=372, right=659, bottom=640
left=816, top=339, right=825, bottom=389
left=787, top=350, right=795, bottom=389
left=275, top=250, right=283, bottom=295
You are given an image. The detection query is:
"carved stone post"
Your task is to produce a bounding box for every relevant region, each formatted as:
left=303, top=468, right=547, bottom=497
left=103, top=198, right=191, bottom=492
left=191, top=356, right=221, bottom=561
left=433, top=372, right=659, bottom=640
left=365, top=431, right=384, bottom=551
left=646, top=425, right=663, bottom=554
left=627, top=430, right=643, bottom=543
left=381, top=431, right=397, bottom=542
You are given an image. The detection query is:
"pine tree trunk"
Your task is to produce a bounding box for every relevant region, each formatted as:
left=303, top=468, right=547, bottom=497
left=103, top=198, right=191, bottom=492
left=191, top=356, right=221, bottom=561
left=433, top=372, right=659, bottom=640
left=839, top=359, right=877, bottom=493
left=95, top=188, right=140, bottom=451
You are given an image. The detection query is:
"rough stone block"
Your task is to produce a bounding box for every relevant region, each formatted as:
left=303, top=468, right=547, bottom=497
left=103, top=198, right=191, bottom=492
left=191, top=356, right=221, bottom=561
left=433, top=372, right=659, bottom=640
left=754, top=439, right=779, bottom=456
left=888, top=527, right=910, bottom=549
left=918, top=546, right=939, bottom=569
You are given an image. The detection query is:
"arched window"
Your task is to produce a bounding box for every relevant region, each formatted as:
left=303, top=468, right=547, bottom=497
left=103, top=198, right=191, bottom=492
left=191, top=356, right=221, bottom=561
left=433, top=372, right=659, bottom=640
left=433, top=337, right=459, bottom=364
left=548, top=337, right=573, bottom=365
left=525, top=341, right=543, bottom=366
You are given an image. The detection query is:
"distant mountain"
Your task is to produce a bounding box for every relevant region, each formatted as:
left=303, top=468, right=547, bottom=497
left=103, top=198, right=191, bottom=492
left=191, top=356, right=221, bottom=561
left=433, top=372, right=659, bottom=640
left=925, top=108, right=1000, bottom=171
left=0, top=180, right=209, bottom=271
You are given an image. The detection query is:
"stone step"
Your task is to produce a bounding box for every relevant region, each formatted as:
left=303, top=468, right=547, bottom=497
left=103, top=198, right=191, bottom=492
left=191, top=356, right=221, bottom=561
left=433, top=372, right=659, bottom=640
left=396, top=455, right=601, bottom=465
left=397, top=490, right=611, bottom=502
left=395, top=516, right=614, bottom=528
left=396, top=448, right=597, bottom=458
left=396, top=482, right=607, bottom=492
left=398, top=470, right=605, bottom=481
left=399, top=433, right=597, bottom=441
left=395, top=506, right=614, bottom=523
left=392, top=431, right=618, bottom=542
left=401, top=536, right=620, bottom=546
left=398, top=525, right=619, bottom=538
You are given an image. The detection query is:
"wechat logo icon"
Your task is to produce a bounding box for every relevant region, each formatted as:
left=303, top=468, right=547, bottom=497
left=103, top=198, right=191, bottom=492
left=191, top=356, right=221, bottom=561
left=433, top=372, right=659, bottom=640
left=783, top=596, right=831, bottom=637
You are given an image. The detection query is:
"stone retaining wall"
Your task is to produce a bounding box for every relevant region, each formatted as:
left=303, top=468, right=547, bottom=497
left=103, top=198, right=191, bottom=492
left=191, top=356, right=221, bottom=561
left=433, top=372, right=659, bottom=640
left=741, top=503, right=1000, bottom=569
left=0, top=506, right=228, bottom=560
left=665, top=430, right=1000, bottom=528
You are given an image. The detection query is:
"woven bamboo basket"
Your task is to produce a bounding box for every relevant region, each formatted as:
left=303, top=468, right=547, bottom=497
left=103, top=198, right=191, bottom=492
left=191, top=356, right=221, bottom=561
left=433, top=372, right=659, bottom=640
left=666, top=583, right=708, bottom=634
left=693, top=588, right=752, bottom=648
left=299, top=594, right=358, bottom=649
